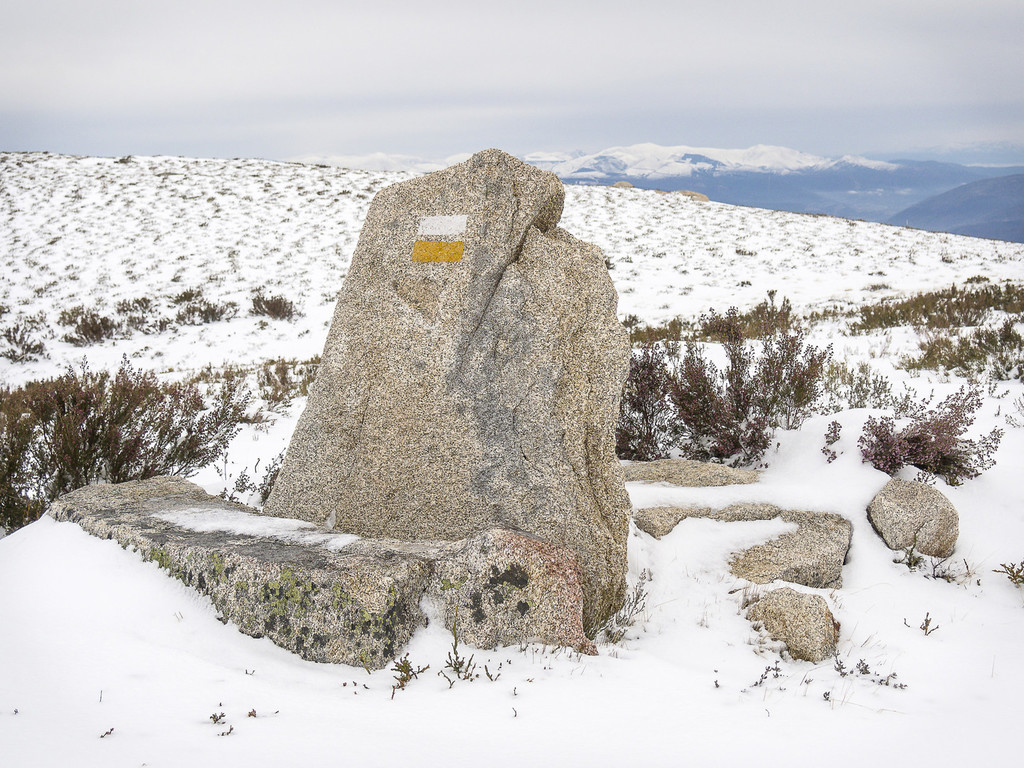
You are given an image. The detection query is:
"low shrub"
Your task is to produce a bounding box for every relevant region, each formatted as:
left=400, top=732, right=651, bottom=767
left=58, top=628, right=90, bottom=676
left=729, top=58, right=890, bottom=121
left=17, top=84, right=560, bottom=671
left=256, top=357, right=319, bottom=412
left=250, top=289, right=298, bottom=321
left=853, top=281, right=1024, bottom=332
left=616, top=343, right=678, bottom=460
left=0, top=358, right=251, bottom=532
left=58, top=306, right=122, bottom=345
left=695, top=291, right=798, bottom=341
left=115, top=297, right=172, bottom=334
left=670, top=310, right=830, bottom=465
left=903, top=320, right=1024, bottom=381
left=616, top=296, right=830, bottom=467
left=858, top=384, right=1002, bottom=485
left=1, top=315, right=47, bottom=361
left=173, top=288, right=238, bottom=325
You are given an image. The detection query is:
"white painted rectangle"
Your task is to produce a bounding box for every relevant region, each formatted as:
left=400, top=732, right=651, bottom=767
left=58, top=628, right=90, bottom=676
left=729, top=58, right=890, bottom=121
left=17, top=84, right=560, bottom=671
left=417, top=215, right=467, bottom=237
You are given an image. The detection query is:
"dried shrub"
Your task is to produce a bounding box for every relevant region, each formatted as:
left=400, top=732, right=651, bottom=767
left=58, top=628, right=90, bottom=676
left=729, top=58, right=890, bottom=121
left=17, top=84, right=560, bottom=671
left=250, top=289, right=298, bottom=321
left=173, top=288, right=237, bottom=325
left=623, top=315, right=684, bottom=346
left=0, top=358, right=250, bottom=531
left=858, top=384, right=1002, bottom=485
left=695, top=291, right=798, bottom=341
left=820, top=360, right=919, bottom=413
left=115, top=297, right=172, bottom=334
left=616, top=343, right=679, bottom=460
left=58, top=306, right=123, bottom=346
left=1, top=315, right=47, bottom=362
left=853, top=282, right=1024, bottom=332
left=903, top=320, right=1024, bottom=381
left=257, top=357, right=319, bottom=412
left=670, top=308, right=830, bottom=465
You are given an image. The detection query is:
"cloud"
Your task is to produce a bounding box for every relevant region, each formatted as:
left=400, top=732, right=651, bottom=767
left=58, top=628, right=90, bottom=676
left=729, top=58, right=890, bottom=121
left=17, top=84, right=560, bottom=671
left=1, top=0, right=1021, bottom=159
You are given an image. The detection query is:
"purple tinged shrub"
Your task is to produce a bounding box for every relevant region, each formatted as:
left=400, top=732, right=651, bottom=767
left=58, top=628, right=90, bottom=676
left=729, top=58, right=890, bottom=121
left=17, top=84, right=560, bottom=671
left=616, top=343, right=679, bottom=461
left=858, top=384, right=1002, bottom=485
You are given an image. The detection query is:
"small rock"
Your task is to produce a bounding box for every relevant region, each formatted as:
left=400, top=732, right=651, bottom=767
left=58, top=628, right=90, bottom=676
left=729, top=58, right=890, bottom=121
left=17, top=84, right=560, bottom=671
left=611, top=180, right=634, bottom=188
left=866, top=478, right=958, bottom=558
left=677, top=190, right=710, bottom=202
left=623, top=459, right=759, bottom=487
left=747, top=587, right=839, bottom=663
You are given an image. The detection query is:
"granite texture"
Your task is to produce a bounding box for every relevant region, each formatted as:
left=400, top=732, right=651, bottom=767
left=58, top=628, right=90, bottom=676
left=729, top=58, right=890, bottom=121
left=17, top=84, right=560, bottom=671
left=747, top=587, right=840, bottom=663
left=867, top=478, right=958, bottom=558
left=623, top=458, right=760, bottom=486
left=264, top=149, right=631, bottom=632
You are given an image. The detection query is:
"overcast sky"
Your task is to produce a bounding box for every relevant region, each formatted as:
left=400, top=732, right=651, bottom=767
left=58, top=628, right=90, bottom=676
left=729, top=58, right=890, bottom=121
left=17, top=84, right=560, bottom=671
left=2, top=0, right=1022, bottom=164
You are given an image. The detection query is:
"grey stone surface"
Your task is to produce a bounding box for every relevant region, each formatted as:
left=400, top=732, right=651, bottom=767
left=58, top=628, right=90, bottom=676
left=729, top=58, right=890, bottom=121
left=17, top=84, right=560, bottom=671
left=264, top=149, right=631, bottom=632
left=867, top=478, right=958, bottom=558
left=633, top=503, right=852, bottom=588
left=622, top=458, right=759, bottom=487
left=747, top=587, right=839, bottom=663
left=48, top=477, right=595, bottom=668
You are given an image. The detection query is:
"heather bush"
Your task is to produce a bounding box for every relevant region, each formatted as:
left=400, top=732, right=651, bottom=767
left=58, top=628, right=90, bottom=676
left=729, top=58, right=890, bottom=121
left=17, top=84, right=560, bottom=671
left=0, top=358, right=250, bottom=531
left=622, top=315, right=684, bottom=346
left=1, top=314, right=47, bottom=362
left=670, top=306, right=830, bottom=465
left=172, top=287, right=238, bottom=325
left=616, top=343, right=679, bottom=460
left=256, top=357, right=319, bottom=412
left=250, top=289, right=298, bottom=321
left=115, top=297, right=172, bottom=334
left=903, top=319, right=1024, bottom=381
left=858, top=384, right=1002, bottom=485
left=58, top=306, right=122, bottom=345
left=695, top=291, right=798, bottom=341
left=853, top=281, right=1024, bottom=332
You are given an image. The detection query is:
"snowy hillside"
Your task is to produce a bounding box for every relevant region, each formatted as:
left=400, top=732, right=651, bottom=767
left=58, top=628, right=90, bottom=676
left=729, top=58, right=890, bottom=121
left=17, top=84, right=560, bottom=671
left=2, top=152, right=1024, bottom=767
left=3, top=152, right=1022, bottom=386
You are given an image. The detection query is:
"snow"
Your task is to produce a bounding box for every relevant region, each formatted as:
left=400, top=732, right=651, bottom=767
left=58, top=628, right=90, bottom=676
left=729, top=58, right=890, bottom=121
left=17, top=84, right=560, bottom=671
left=530, top=142, right=900, bottom=179
left=2, top=152, right=1024, bottom=766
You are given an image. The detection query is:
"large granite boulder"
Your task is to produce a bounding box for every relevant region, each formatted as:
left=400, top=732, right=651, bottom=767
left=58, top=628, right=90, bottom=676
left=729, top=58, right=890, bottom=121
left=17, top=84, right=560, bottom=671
left=747, top=587, right=839, bottom=663
left=867, top=478, right=958, bottom=558
left=49, top=477, right=595, bottom=668
left=264, top=149, right=631, bottom=632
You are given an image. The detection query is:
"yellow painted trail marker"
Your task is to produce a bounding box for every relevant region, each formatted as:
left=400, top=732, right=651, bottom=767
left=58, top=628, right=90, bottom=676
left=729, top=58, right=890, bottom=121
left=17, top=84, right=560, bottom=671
left=412, top=215, right=467, bottom=262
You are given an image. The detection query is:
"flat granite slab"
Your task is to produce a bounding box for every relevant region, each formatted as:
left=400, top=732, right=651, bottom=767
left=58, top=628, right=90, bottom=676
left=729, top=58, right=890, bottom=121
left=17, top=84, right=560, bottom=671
left=48, top=476, right=595, bottom=669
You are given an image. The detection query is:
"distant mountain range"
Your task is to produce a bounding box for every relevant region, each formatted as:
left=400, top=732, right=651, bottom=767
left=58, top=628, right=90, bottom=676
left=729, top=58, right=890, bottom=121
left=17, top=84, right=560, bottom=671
left=298, top=143, right=1024, bottom=243
left=887, top=174, right=1024, bottom=243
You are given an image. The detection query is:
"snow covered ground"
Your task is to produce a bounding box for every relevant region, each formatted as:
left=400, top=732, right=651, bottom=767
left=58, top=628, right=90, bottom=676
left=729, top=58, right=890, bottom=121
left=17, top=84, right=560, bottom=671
left=2, top=153, right=1023, bottom=766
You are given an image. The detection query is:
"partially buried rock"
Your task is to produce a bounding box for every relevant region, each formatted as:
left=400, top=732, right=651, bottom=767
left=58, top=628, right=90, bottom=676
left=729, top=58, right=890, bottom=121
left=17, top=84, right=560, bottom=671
left=49, top=477, right=595, bottom=667
left=633, top=503, right=851, bottom=589
left=866, top=478, right=958, bottom=558
left=264, top=149, right=631, bottom=632
left=747, top=587, right=839, bottom=663
left=623, top=458, right=759, bottom=487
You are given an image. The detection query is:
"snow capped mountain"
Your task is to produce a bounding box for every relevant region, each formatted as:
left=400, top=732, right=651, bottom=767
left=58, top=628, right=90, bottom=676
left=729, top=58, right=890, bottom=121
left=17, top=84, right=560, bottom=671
left=528, top=143, right=898, bottom=180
